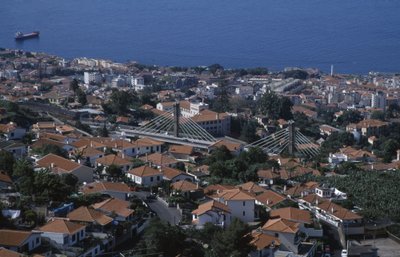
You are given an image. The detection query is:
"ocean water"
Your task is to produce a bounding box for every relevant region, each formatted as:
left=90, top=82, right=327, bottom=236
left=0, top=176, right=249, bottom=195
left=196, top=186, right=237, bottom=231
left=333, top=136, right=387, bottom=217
left=1, top=0, right=400, bottom=74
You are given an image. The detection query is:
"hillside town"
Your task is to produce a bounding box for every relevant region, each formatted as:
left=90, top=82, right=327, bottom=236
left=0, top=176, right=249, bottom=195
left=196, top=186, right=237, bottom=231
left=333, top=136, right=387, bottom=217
left=1, top=48, right=400, bottom=257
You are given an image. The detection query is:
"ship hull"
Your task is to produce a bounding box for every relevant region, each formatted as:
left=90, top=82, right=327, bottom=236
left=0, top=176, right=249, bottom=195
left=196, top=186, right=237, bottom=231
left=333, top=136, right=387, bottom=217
left=15, top=32, right=40, bottom=40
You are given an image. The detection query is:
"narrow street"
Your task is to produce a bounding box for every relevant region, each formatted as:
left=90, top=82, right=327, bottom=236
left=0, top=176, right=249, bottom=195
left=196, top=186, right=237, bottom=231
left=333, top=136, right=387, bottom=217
left=132, top=191, right=182, bottom=225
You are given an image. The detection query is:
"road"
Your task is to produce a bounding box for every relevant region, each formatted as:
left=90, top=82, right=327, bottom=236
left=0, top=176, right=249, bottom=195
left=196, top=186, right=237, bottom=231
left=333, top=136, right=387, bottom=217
left=132, top=191, right=182, bottom=225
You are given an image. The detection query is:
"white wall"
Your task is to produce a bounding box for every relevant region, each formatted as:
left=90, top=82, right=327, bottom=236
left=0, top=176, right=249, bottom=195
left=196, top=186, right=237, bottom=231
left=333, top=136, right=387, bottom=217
left=225, top=200, right=255, bottom=223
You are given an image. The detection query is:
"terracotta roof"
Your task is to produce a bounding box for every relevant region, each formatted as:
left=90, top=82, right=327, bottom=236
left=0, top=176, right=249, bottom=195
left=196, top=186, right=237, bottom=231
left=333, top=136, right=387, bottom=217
left=284, top=182, right=318, bottom=197
left=39, top=219, right=85, bottom=235
left=339, top=146, right=374, bottom=159
left=128, top=165, right=162, bottom=177
left=217, top=188, right=255, bottom=201
left=257, top=169, right=279, bottom=180
left=168, top=145, right=193, bottom=155
left=36, top=154, right=80, bottom=173
left=0, top=229, right=33, bottom=247
left=116, top=116, right=130, bottom=124
left=204, top=184, right=235, bottom=195
left=237, top=182, right=266, bottom=194
left=162, top=167, right=184, bottom=180
left=140, top=153, right=178, bottom=166
left=31, top=138, right=65, bottom=149
left=104, top=139, right=136, bottom=150
left=209, top=139, right=242, bottom=152
left=92, top=198, right=134, bottom=218
left=0, top=171, right=12, bottom=184
left=255, top=190, right=286, bottom=207
left=32, top=122, right=56, bottom=130
left=56, top=125, right=75, bottom=134
left=134, top=137, right=163, bottom=147
left=171, top=180, right=198, bottom=192
left=192, top=110, right=229, bottom=123
left=39, top=132, right=67, bottom=142
left=195, top=165, right=210, bottom=175
left=82, top=181, right=131, bottom=194
left=270, top=207, right=312, bottom=224
left=75, top=146, right=104, bottom=157
left=262, top=218, right=300, bottom=234
left=67, top=206, right=113, bottom=226
left=317, top=201, right=362, bottom=220
left=300, top=194, right=326, bottom=205
left=0, top=248, right=23, bottom=257
left=192, top=200, right=230, bottom=215
left=348, top=119, right=388, bottom=129
left=96, top=154, right=131, bottom=166
left=72, top=138, right=106, bottom=149
left=0, top=122, right=18, bottom=133
left=250, top=232, right=280, bottom=250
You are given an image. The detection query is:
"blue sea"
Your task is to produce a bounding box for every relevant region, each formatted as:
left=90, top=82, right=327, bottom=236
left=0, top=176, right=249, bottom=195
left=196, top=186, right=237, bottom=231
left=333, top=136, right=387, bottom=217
left=1, top=0, right=400, bottom=74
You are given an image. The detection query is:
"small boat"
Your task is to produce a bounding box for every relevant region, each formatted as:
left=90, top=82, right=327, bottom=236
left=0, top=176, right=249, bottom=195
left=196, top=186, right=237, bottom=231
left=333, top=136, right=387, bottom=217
left=15, top=31, right=40, bottom=40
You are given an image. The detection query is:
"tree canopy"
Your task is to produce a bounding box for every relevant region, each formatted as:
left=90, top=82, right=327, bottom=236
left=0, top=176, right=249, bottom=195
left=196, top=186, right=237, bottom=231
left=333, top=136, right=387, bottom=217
left=257, top=90, right=293, bottom=120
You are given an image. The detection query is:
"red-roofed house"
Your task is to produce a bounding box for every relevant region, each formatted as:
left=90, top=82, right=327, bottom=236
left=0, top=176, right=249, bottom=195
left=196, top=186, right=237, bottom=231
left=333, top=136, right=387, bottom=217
left=192, top=200, right=231, bottom=228
left=36, top=154, right=93, bottom=183
left=127, top=166, right=162, bottom=186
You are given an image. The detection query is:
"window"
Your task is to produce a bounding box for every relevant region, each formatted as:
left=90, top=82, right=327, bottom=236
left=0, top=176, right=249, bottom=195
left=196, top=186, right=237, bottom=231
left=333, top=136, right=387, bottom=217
left=157, top=176, right=160, bottom=181
left=243, top=201, right=246, bottom=206
left=36, top=238, right=40, bottom=244
left=243, top=211, right=246, bottom=216
left=72, top=234, right=76, bottom=241
left=150, top=177, right=154, bottom=182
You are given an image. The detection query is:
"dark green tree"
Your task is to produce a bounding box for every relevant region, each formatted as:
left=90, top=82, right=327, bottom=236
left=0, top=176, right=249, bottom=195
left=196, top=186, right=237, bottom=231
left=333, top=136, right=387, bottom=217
left=207, top=145, right=233, bottom=164
left=97, top=124, right=109, bottom=137
left=144, top=218, right=186, bottom=257
left=32, top=144, right=68, bottom=158
left=210, top=218, right=253, bottom=257
left=258, top=91, right=293, bottom=120
left=211, top=81, right=231, bottom=113
left=69, top=79, right=79, bottom=92
left=0, top=150, right=15, bottom=176
left=336, top=110, right=363, bottom=126
left=370, top=110, right=385, bottom=121
left=106, top=164, right=123, bottom=179
left=76, top=88, right=87, bottom=106
left=239, top=120, right=259, bottom=143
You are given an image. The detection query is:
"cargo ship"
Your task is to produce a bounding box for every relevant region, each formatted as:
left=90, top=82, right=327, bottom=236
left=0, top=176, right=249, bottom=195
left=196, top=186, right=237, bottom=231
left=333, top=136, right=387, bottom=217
left=15, top=31, right=40, bottom=40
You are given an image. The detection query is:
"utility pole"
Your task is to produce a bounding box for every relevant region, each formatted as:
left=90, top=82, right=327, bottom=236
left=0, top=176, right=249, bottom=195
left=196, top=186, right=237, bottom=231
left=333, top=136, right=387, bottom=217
left=173, top=102, right=180, bottom=138
left=288, top=120, right=295, bottom=156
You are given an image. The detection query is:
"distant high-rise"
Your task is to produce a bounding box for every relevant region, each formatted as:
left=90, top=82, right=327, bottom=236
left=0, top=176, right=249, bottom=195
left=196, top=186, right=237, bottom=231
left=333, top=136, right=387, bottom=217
left=371, top=91, right=386, bottom=109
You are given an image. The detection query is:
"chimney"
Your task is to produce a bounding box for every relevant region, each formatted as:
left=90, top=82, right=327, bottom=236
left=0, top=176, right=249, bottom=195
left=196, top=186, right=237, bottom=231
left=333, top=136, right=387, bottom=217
left=122, top=153, right=125, bottom=159
left=397, top=149, right=400, bottom=161
left=331, top=207, right=334, bottom=213
left=283, top=185, right=287, bottom=192
left=51, top=163, right=54, bottom=168
left=145, top=153, right=148, bottom=162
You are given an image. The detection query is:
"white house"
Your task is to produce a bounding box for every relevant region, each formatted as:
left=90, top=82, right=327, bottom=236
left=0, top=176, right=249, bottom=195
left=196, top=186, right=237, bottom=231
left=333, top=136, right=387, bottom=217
left=81, top=181, right=131, bottom=200
left=0, top=122, right=26, bottom=140
left=162, top=167, right=195, bottom=183
left=127, top=166, right=163, bottom=186
left=37, top=219, right=86, bottom=247
left=262, top=218, right=302, bottom=254
left=0, top=229, right=41, bottom=253
left=214, top=189, right=256, bottom=223
left=192, top=200, right=231, bottom=228
left=0, top=141, right=27, bottom=159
